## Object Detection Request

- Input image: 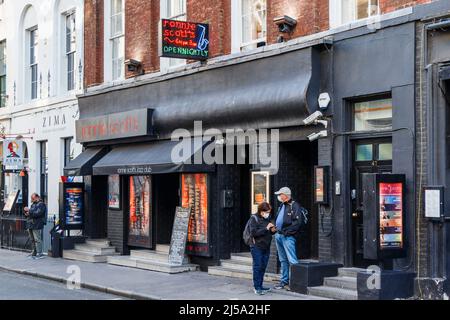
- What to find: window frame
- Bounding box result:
[65,10,76,92]
[110,0,125,81]
[160,0,187,72]
[39,140,48,204]
[330,0,380,28]
[29,27,38,100]
[240,0,267,51]
[351,95,393,133]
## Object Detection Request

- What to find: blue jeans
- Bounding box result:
[275,233,298,285]
[250,246,270,290]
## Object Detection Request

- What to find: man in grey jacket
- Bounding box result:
[24,193,47,259]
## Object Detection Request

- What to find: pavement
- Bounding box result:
[0,249,321,300]
[0,269,126,300]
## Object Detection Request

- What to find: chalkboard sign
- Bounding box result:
[168,206,191,266]
[3,190,20,213]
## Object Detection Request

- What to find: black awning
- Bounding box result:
[440,66,450,81]
[64,147,109,176]
[92,138,215,175]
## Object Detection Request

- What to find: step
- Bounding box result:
[130,250,189,264]
[85,239,111,247]
[156,245,170,254]
[108,256,198,274]
[74,244,117,255]
[220,260,253,272]
[230,254,253,263]
[63,250,111,263]
[338,267,366,278]
[208,266,279,283]
[323,276,358,290]
[307,286,358,300]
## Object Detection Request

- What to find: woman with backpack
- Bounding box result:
[247,202,277,295]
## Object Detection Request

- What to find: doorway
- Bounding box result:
[154,174,180,246]
[351,138,392,267]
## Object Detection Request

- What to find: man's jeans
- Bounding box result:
[250,246,270,290]
[275,233,298,285]
[28,229,43,256]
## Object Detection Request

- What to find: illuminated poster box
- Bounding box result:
[362,174,406,260]
[161,19,209,61]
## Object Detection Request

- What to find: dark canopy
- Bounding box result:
[64,147,109,176]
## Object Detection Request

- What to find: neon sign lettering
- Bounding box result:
[161,19,209,61]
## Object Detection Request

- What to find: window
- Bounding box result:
[355,141,392,162]
[110,0,124,80]
[29,28,38,100]
[63,137,74,166]
[240,0,266,51]
[353,98,392,131]
[40,141,48,204]
[0,40,6,108]
[65,12,76,91]
[331,0,379,27]
[160,0,186,71]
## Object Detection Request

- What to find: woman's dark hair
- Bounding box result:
[257,202,272,217]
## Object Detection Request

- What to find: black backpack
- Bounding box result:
[243,215,259,246]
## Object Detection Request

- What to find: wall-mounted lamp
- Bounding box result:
[125,59,144,75]
[274,15,297,43]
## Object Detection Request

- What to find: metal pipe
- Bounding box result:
[426,20,450,30]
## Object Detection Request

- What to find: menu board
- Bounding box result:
[251,171,270,214]
[108,175,121,209]
[168,207,191,266]
[379,182,403,250]
[3,190,20,213]
[182,174,209,256]
[64,185,84,228]
[128,176,152,248]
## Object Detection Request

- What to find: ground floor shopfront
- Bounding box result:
[66,1,450,298]
[0,99,81,252]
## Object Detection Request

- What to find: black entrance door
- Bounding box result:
[351,139,392,267]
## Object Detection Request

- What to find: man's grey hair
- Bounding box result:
[31,193,40,199]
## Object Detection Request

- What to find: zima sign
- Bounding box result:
[161,19,209,61]
[3,140,24,170]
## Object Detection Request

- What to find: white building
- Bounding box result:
[0,0,84,251]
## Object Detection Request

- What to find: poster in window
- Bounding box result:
[128,176,152,248]
[108,175,121,210]
[314,166,329,204]
[379,182,403,250]
[251,171,270,214]
[181,174,209,256]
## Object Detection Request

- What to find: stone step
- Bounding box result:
[323,276,358,290]
[156,245,170,254]
[85,239,111,247]
[208,266,279,283]
[230,254,253,263]
[107,256,198,274]
[74,244,117,255]
[130,250,189,264]
[307,286,358,300]
[63,250,115,263]
[220,260,253,272]
[338,267,366,278]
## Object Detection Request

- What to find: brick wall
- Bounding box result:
[267,0,329,44]
[380,0,432,13]
[187,0,231,57]
[84,0,104,88]
[125,0,160,78]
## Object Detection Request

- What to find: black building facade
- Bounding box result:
[66,0,450,298]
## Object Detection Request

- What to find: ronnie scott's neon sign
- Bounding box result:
[161,19,209,61]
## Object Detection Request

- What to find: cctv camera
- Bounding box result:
[303,111,324,125]
[273,15,297,33]
[307,130,328,142]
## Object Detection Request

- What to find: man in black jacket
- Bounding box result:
[273,187,306,290]
[24,193,47,259]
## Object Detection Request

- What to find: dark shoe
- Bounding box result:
[261,287,271,292]
[254,289,266,295]
[33,254,45,260]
